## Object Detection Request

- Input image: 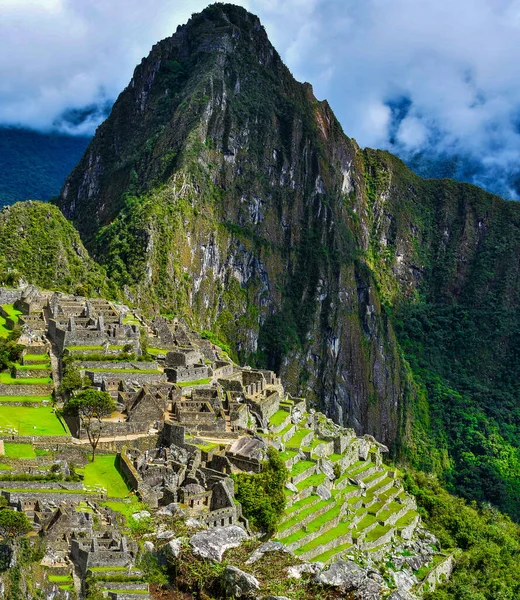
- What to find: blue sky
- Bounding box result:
[2,0,520,197]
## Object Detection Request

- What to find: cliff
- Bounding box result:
[47,4,520,518]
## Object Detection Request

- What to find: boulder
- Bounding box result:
[314,560,366,591]
[286,562,323,579]
[285,482,298,493]
[132,510,151,521]
[392,569,417,593]
[315,484,331,500]
[319,459,335,480]
[185,517,204,528]
[246,541,293,564]
[157,503,186,518]
[157,530,175,540]
[387,591,416,600]
[190,526,248,562]
[143,541,155,553]
[222,566,260,598]
[354,578,383,600]
[166,538,182,558]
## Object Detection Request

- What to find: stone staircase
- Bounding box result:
[270,399,420,564]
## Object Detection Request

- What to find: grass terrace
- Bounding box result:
[1,304,22,323]
[23,354,50,362]
[286,428,313,448]
[177,378,211,387]
[0,316,10,337]
[66,345,104,351]
[0,395,52,403]
[76,454,132,498]
[0,372,52,384]
[295,472,327,492]
[278,503,343,545]
[0,406,68,436]
[15,362,51,370]
[3,444,36,458]
[269,409,290,427]
[147,347,169,356]
[291,460,315,477]
[86,368,161,374]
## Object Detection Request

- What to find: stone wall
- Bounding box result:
[85,370,166,386]
[14,367,51,379]
[77,421,153,439]
[0,383,54,395]
[78,361,158,371]
[0,288,22,305]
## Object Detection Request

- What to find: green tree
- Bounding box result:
[0,509,32,540]
[232,447,288,536]
[62,390,115,461]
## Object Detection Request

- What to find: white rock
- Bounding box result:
[286,562,323,579]
[166,538,182,558]
[157,530,175,539]
[132,510,151,521]
[314,560,366,590]
[246,541,293,564]
[315,484,331,500]
[222,565,260,598]
[190,526,248,562]
[143,541,155,553]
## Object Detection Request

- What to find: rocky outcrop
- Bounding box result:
[189,525,248,562]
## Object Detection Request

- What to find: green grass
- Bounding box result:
[0,406,68,436]
[329,453,343,462]
[395,511,418,529]
[296,521,352,554]
[269,409,290,427]
[1,305,22,323]
[278,499,333,532]
[312,542,353,563]
[355,514,377,531]
[295,472,327,492]
[101,497,142,520]
[283,494,318,516]
[279,449,298,462]
[48,575,73,583]
[0,372,52,384]
[147,347,169,356]
[88,566,134,573]
[291,460,316,477]
[66,345,104,351]
[0,316,10,337]
[14,363,51,370]
[23,354,50,362]
[364,524,393,543]
[0,395,52,403]
[177,378,211,387]
[3,444,36,458]
[278,503,342,545]
[286,428,313,448]
[87,368,160,374]
[77,454,132,498]
[0,464,13,470]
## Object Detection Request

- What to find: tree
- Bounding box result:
[62,390,115,461]
[0,509,32,540]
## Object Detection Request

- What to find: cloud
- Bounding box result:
[2,0,520,198]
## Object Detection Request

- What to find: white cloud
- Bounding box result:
[2,0,520,196]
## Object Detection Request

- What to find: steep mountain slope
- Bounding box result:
[0,127,90,207]
[0,201,108,296]
[55,4,520,517]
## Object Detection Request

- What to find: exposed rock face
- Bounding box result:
[222,566,260,598]
[55,2,520,487]
[314,560,367,590]
[56,3,409,448]
[189,525,248,562]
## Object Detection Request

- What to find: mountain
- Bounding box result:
[0,200,107,296]
[45,3,519,520]
[0,127,90,207]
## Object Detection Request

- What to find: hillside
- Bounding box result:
[0,127,90,207]
[49,4,520,521]
[0,201,108,296]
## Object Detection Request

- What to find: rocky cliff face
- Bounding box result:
[57,4,410,447]
[55,4,520,515]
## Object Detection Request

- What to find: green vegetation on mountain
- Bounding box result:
[0,0,517,558]
[0,200,108,296]
[406,471,520,600]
